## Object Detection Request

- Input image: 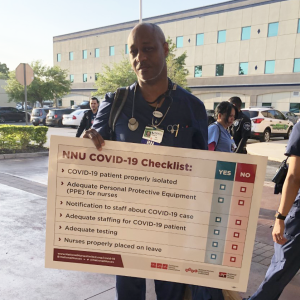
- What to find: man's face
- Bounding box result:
[90,99,99,112]
[128,25,168,83]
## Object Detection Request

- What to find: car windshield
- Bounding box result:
[71,110,85,115]
[32,109,42,116]
[242,110,258,118]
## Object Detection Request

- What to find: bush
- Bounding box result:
[0,125,48,150]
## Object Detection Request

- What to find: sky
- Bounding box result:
[1,0,228,71]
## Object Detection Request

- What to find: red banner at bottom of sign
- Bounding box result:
[53,248,124,267]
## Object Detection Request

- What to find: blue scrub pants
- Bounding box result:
[115,276,186,300]
[249,201,300,300]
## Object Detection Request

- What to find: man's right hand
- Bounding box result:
[83,128,105,151]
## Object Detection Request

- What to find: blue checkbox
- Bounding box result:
[211,254,217,259]
[214,229,220,235]
[215,217,222,223]
[212,242,218,247]
[218,197,224,203]
[220,184,226,190]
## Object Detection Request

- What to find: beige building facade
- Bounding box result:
[53,0,300,111]
[0,80,10,107]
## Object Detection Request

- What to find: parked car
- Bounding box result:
[30,108,49,126]
[242,107,293,142]
[76,101,90,109]
[0,107,31,123]
[16,103,32,111]
[62,109,89,128]
[282,111,299,125]
[46,108,75,127]
[206,109,216,125]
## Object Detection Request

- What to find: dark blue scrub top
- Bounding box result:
[285,121,300,203]
[92,83,208,150]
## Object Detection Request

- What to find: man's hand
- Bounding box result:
[83,129,105,151]
[272,219,287,245]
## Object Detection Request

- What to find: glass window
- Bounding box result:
[69,52,73,61]
[294,58,300,73]
[241,103,245,109]
[125,44,129,54]
[82,50,87,59]
[95,48,99,58]
[268,22,279,37]
[58,99,62,106]
[194,66,202,77]
[83,74,87,82]
[213,102,221,110]
[239,62,248,75]
[57,53,61,62]
[70,100,74,106]
[241,26,251,40]
[218,30,226,43]
[290,103,300,113]
[109,46,115,56]
[95,73,99,81]
[196,33,204,46]
[265,60,275,74]
[262,102,272,107]
[298,19,300,33]
[176,36,183,48]
[70,74,74,83]
[274,110,285,120]
[216,64,224,76]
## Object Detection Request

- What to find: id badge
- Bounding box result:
[141,126,164,145]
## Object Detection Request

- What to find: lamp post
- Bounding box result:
[139,0,142,23]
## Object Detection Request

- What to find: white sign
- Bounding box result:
[45,136,267,292]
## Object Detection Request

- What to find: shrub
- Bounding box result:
[0,125,48,150]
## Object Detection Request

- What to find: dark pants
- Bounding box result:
[190,286,224,300]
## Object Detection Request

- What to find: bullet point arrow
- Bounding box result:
[59,226,61,229]
[59,238,61,241]
[62,169,64,172]
[60,213,62,217]
[61,182,64,185]
[60,201,63,205]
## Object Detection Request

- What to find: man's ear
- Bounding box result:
[163,42,169,57]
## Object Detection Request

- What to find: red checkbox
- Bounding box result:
[157,263,162,269]
[234,232,240,238]
[151,263,156,268]
[240,187,247,193]
[238,200,245,206]
[235,220,242,225]
[230,257,236,262]
[232,244,238,250]
[163,264,168,269]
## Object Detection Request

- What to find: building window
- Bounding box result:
[109,46,115,56]
[69,52,73,61]
[95,48,100,58]
[57,53,61,62]
[298,19,300,33]
[290,103,300,113]
[196,33,204,46]
[216,64,224,76]
[70,74,74,83]
[294,58,300,73]
[262,103,272,107]
[217,30,226,43]
[241,26,251,40]
[239,62,248,75]
[265,60,275,74]
[70,100,75,106]
[58,99,62,106]
[125,44,129,54]
[214,102,221,110]
[83,50,87,59]
[268,22,279,37]
[194,66,202,77]
[83,73,87,82]
[95,73,99,81]
[176,36,183,48]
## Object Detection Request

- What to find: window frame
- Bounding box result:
[83,73,87,82]
[82,50,87,59]
[217,30,226,43]
[265,60,275,74]
[70,74,74,83]
[196,33,204,46]
[216,64,224,76]
[95,48,100,58]
[241,26,251,40]
[239,62,248,75]
[176,36,183,48]
[194,65,202,77]
[57,53,61,62]
[109,46,115,56]
[268,22,279,37]
[69,52,73,61]
[293,58,300,73]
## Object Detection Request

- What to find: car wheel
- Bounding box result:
[284,127,292,140]
[261,129,271,142]
[0,116,5,123]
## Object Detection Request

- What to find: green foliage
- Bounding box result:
[93,38,190,96]
[0,125,48,150]
[0,62,9,79]
[4,61,71,106]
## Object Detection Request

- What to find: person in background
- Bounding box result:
[208,101,236,152]
[76,97,99,137]
[228,97,251,154]
[244,121,300,300]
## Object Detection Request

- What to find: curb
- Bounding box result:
[0,152,49,160]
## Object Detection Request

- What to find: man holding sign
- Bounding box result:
[84,23,208,300]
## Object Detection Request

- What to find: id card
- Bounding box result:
[141,126,164,145]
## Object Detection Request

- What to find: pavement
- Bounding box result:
[1,133,299,300]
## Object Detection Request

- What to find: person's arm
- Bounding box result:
[235,118,251,153]
[76,111,88,137]
[272,155,300,244]
[208,142,216,151]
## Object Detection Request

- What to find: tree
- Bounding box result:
[4,61,71,106]
[0,62,9,79]
[93,38,189,97]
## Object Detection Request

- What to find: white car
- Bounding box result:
[62,109,88,128]
[242,107,293,142]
